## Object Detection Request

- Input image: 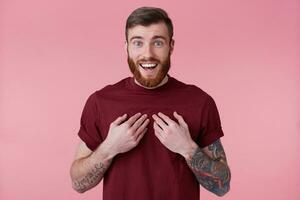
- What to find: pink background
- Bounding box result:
[1,0,299,199]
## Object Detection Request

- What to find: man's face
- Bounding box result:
[126,22,174,88]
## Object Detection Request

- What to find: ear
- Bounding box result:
[124,41,128,56]
[169,39,175,55]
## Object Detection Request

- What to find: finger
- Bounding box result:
[158,112,175,125]
[111,114,127,126]
[152,114,168,130]
[135,128,148,143]
[153,123,164,143]
[153,121,164,136]
[173,111,188,127]
[126,113,142,126]
[131,114,148,131]
[135,118,150,136]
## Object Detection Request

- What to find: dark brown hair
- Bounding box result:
[125,7,174,42]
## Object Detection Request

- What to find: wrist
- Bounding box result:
[181,141,198,161]
[97,140,117,160]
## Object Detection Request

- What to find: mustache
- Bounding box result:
[138,57,160,63]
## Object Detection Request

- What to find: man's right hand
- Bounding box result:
[102,113,149,157]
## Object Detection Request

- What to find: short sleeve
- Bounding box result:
[78,92,103,151]
[197,95,224,148]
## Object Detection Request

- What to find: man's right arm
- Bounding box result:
[70,113,149,193]
[70,140,115,193]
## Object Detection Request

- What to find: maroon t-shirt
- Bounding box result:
[78,75,224,200]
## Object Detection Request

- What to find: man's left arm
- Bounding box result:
[184,139,231,196]
[152,112,231,197]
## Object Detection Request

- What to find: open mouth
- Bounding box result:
[139,63,158,70]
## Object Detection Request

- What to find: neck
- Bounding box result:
[134,75,169,90]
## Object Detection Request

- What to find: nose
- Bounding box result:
[142,44,154,59]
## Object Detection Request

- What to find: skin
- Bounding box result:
[70,113,150,193]
[126,22,174,88]
[70,22,231,196]
[152,112,231,196]
[126,23,231,196]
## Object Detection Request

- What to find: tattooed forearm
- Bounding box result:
[207,139,227,162]
[72,161,109,193]
[186,140,231,196]
[70,142,115,193]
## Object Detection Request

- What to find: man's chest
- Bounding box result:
[96,94,203,142]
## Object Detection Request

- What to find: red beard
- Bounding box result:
[127,53,171,88]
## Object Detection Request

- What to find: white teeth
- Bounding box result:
[140,63,157,68]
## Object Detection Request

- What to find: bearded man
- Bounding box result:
[70,7,231,200]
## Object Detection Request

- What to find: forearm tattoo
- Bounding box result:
[187,140,231,196]
[207,139,227,162]
[73,161,108,193]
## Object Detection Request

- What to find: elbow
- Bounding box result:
[214,182,230,197]
[215,166,231,196]
[73,187,86,194]
[70,167,87,194]
[215,186,230,197]
[72,185,83,193]
[72,183,87,194]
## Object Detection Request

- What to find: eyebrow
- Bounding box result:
[129,36,143,42]
[152,35,167,41]
[129,35,168,42]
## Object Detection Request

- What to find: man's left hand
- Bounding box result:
[152,111,198,159]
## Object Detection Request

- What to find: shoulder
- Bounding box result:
[171,76,212,102]
[93,77,130,97]
[81,77,130,107]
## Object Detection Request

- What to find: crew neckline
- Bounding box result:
[127,74,174,93]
